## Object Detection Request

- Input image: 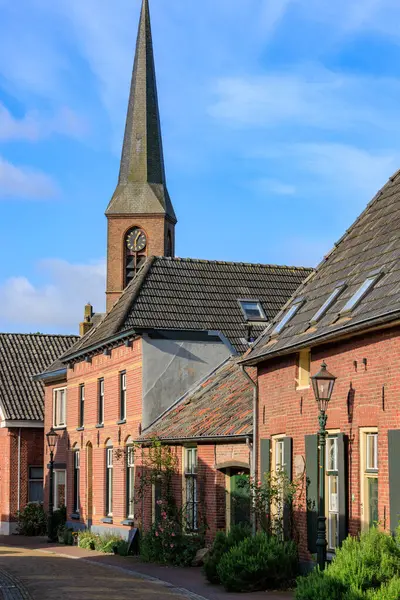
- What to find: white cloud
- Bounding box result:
[209,67,400,132]
[0,259,106,332]
[0,103,86,142]
[0,157,58,200]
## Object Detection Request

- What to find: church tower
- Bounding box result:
[105,0,177,312]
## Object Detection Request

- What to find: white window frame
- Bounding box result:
[272,300,302,336]
[185,447,198,531]
[366,433,378,472]
[239,299,267,322]
[54,469,66,510]
[326,434,339,551]
[98,378,104,425]
[79,384,85,428]
[53,388,66,428]
[120,372,127,421]
[106,446,113,516]
[309,284,346,325]
[73,450,80,514]
[360,428,379,530]
[28,466,44,503]
[127,446,135,519]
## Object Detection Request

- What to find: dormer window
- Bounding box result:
[310,284,346,325]
[271,299,303,336]
[239,300,267,322]
[340,272,382,315]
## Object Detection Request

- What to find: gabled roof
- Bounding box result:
[245,170,400,364]
[61,256,312,360]
[0,333,79,421]
[140,358,253,441]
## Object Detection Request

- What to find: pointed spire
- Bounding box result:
[106,0,176,222]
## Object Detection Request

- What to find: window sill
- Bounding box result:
[53,426,66,431]
[76,426,84,432]
[70,513,80,520]
[95,423,104,429]
[116,419,126,425]
[296,385,310,391]
[101,517,113,524]
[121,519,135,526]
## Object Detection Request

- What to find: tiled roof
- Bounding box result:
[0,333,79,421]
[140,358,253,440]
[62,257,312,359]
[245,170,400,363]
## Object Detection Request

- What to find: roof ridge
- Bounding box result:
[0,332,79,338]
[154,256,313,271]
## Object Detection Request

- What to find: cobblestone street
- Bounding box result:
[0,545,193,600]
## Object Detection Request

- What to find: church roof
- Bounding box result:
[60,256,312,361]
[106,0,176,222]
[0,333,79,422]
[244,169,400,364]
[140,357,253,441]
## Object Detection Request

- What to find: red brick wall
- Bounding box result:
[106,215,175,311]
[257,324,400,560]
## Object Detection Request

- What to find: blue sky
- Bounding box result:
[1,0,400,334]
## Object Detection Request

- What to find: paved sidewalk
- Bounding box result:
[0,536,294,600]
[0,544,192,600]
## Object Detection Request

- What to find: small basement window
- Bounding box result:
[340,273,381,314]
[271,299,303,336]
[310,284,346,325]
[239,300,267,321]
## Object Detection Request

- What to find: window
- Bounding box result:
[53,388,66,428]
[341,274,381,314]
[297,349,311,388]
[127,446,135,519]
[310,285,346,324]
[326,436,339,550]
[361,430,378,529]
[98,378,104,425]
[54,470,66,510]
[272,438,285,536]
[79,384,85,428]
[106,444,113,516]
[185,447,198,531]
[239,300,267,321]
[272,300,302,336]
[28,467,43,503]
[119,372,127,421]
[73,451,80,514]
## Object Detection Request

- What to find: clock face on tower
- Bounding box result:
[126,228,147,253]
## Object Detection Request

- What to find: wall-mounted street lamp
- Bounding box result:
[311,361,336,571]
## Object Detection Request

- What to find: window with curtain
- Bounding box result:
[106,444,113,516]
[127,446,135,519]
[73,450,80,514]
[185,447,198,531]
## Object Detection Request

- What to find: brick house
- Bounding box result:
[0,333,78,534]
[243,169,400,564]
[37,0,311,542]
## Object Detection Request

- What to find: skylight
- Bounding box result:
[239,300,267,321]
[271,300,302,336]
[340,274,381,314]
[310,285,346,325]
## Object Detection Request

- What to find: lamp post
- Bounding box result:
[311,361,336,571]
[46,427,59,542]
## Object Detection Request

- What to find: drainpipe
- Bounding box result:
[241,366,257,536]
[17,428,21,512]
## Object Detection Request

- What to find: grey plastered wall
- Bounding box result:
[142,335,231,429]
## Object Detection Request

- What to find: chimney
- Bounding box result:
[79,303,94,337]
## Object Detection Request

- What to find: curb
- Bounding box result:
[36,548,208,600]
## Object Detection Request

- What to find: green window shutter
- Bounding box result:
[337,433,348,546]
[260,438,271,484]
[283,437,293,540]
[388,430,400,534]
[305,434,318,554]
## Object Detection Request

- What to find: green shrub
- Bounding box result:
[140,521,203,566]
[367,578,400,600]
[203,524,251,584]
[95,532,125,553]
[78,530,99,550]
[52,505,67,533]
[217,532,298,592]
[114,540,130,556]
[16,503,47,536]
[295,528,400,600]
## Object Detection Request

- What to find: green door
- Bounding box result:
[230,472,250,527]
